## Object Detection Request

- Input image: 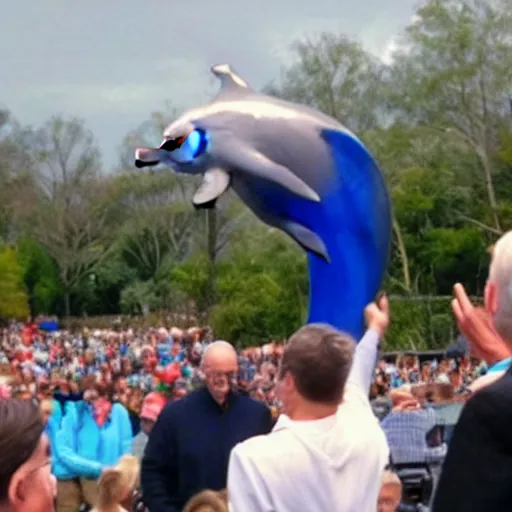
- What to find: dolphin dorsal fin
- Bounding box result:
[211,64,252,98]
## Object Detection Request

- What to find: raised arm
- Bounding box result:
[347,294,390,394]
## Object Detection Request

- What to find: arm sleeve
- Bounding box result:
[116,404,134,455]
[432,390,506,510]
[228,445,272,512]
[140,407,180,512]
[347,329,380,393]
[53,408,103,478]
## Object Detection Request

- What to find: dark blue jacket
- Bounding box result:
[141,386,273,512]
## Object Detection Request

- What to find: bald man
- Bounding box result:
[433,231,512,512]
[141,341,273,512]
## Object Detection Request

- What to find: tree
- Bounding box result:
[17,237,61,316]
[0,111,34,243]
[267,32,386,133]
[192,194,251,312]
[115,171,199,280]
[16,116,117,316]
[0,246,29,319]
[209,227,308,345]
[390,0,512,232]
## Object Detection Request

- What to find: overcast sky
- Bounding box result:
[1,0,417,168]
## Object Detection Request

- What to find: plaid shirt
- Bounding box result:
[381,407,447,464]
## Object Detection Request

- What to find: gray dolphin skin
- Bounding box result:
[134,64,359,261]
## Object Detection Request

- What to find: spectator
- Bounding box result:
[92,455,139,512]
[227,297,390,512]
[183,490,227,512]
[0,399,57,512]
[381,388,446,465]
[378,470,402,512]
[433,231,512,512]
[141,341,273,512]
[132,392,167,461]
[54,383,132,512]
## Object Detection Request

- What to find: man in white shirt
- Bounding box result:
[227,297,390,512]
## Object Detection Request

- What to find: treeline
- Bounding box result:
[1,0,511,349]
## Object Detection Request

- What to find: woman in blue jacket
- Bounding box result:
[54,384,133,512]
[42,399,80,495]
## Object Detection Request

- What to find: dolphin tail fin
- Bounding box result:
[280,220,330,263]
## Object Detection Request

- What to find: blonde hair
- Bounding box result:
[93,455,139,512]
[183,489,228,512]
[381,470,402,489]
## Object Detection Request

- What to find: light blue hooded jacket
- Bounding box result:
[53,400,133,479]
[47,400,77,480]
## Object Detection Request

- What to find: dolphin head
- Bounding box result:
[134,64,322,210]
[134,119,210,175]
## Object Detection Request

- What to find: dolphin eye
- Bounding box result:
[171,129,208,163]
[185,129,208,158]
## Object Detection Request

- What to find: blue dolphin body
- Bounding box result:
[135,64,391,341]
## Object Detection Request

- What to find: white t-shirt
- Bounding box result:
[228,330,389,512]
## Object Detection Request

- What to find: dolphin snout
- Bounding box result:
[135,148,161,168]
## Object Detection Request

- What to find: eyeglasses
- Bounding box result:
[207,371,237,381]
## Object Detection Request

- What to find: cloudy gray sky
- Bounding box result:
[1,0,417,168]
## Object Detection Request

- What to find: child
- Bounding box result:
[92,455,139,512]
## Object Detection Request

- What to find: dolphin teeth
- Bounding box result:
[192,167,231,207]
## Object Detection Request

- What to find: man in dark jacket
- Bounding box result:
[141,340,273,512]
[433,232,512,512]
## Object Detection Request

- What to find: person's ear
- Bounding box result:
[485,280,498,315]
[283,372,295,394]
[8,469,26,507]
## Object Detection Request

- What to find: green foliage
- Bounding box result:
[0,246,29,319]
[17,237,61,315]
[120,280,157,315]
[171,254,211,316]
[210,231,308,346]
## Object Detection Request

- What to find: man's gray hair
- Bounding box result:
[489,231,512,342]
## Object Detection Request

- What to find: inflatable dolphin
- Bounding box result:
[135,64,391,340]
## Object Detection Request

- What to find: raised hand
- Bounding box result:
[451,283,511,363]
[364,293,390,337]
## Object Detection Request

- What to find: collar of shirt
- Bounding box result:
[273,412,337,433]
[202,386,239,412]
[488,357,512,373]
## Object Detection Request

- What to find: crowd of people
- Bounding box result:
[1,232,512,511]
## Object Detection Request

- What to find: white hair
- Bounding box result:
[489,231,512,341]
[381,470,402,489]
[200,340,236,368]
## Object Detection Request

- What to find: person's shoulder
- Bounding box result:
[159,389,201,416]
[112,402,129,415]
[233,428,293,464]
[236,394,270,413]
[470,370,512,404]
[462,372,512,421]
